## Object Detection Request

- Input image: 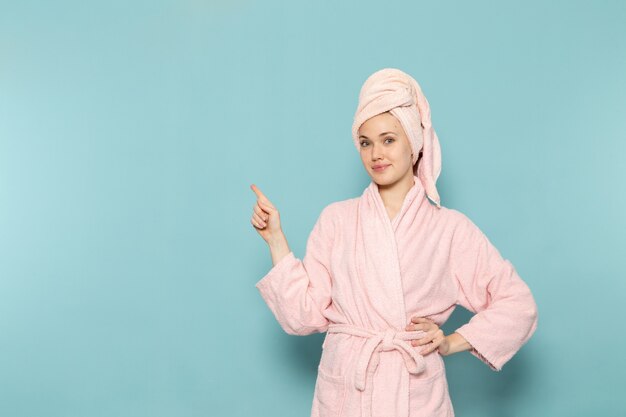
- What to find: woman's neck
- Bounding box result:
[377,174,415,217]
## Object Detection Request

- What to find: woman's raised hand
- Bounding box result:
[250,184,283,244]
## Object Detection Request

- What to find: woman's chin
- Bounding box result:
[368,167,414,187]
[370,173,397,186]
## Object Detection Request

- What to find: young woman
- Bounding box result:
[250,68,538,417]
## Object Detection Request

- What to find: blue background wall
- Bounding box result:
[1,1,624,416]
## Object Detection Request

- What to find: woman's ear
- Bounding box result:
[414,151,423,171]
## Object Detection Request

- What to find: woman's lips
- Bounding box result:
[373,164,390,172]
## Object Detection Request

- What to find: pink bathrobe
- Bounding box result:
[255,175,538,417]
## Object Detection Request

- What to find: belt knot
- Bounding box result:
[326,323,427,392]
[381,328,397,351]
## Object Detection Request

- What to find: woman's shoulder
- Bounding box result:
[325,196,359,211]
[436,205,497,251]
[317,197,359,223]
[436,205,470,224]
[432,205,485,239]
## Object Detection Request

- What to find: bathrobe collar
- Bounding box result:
[364,174,429,233]
[355,175,431,330]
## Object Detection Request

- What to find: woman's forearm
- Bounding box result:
[443,332,473,356]
[268,232,291,266]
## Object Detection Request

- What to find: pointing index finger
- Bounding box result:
[250,184,275,207]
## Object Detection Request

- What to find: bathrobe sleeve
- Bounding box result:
[255,205,334,336]
[450,211,538,371]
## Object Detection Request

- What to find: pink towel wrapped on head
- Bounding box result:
[352,68,442,208]
[256,68,538,417]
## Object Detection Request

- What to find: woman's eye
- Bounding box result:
[385,137,395,144]
[360,141,369,147]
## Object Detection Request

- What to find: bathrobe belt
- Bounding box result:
[327,323,427,392]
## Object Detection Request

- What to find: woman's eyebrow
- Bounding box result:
[359,131,397,139]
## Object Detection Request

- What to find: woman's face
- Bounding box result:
[358,112,414,186]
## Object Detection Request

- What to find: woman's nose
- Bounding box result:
[371,144,383,160]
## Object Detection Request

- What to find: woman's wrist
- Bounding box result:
[268,233,290,266]
[442,332,472,356]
